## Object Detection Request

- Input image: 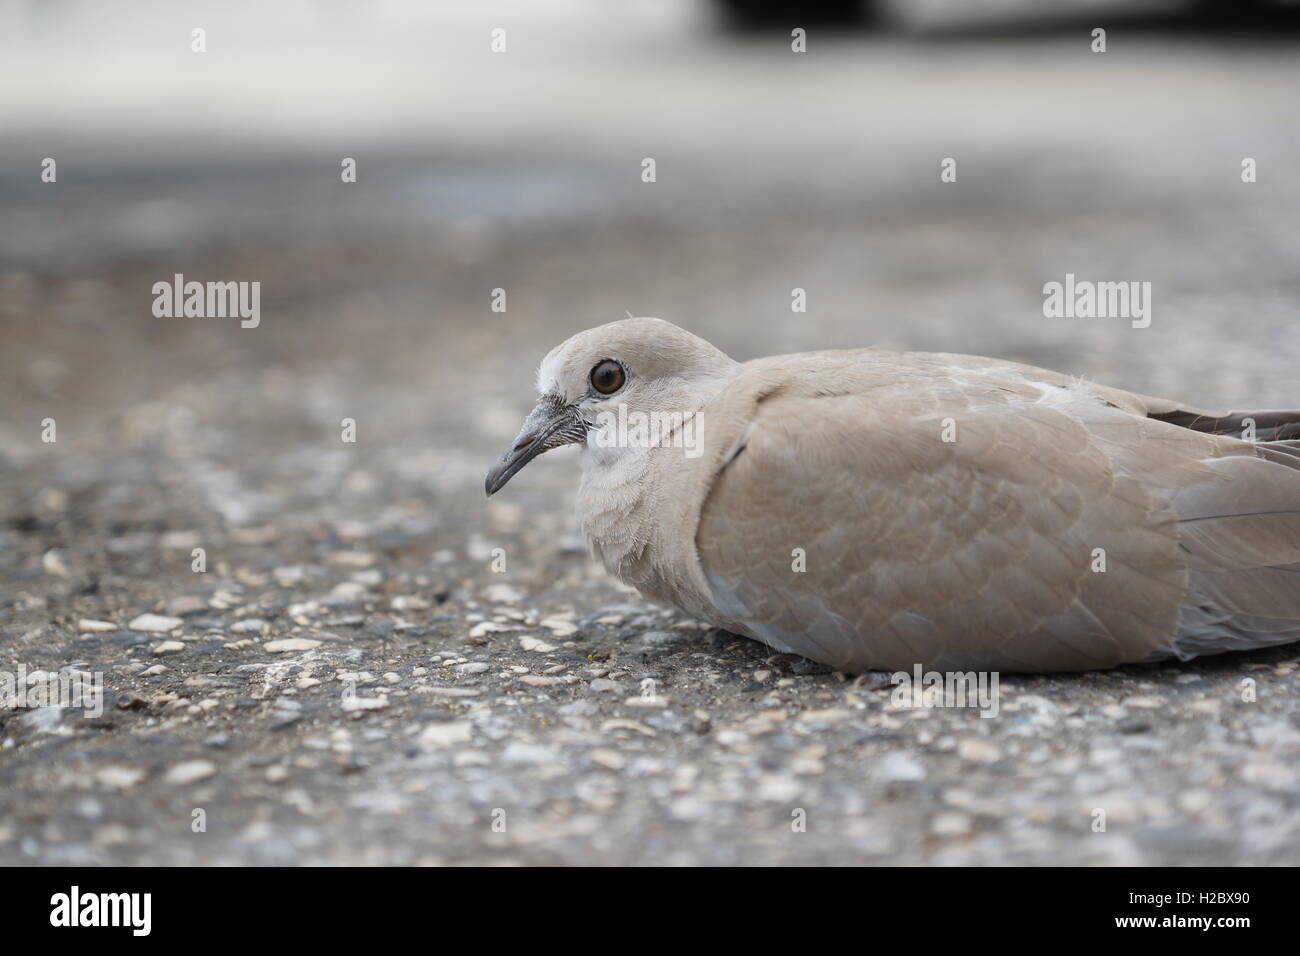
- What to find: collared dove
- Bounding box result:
[486,317,1300,672]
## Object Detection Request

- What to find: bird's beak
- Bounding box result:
[485,398,587,496]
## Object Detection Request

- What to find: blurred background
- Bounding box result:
[2,0,1299,865]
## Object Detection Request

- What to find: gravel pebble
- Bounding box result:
[265,638,323,653]
[164,761,217,785]
[128,614,183,633]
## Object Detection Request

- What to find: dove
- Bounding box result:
[485,317,1300,673]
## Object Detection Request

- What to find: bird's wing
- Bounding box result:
[691,352,1291,672]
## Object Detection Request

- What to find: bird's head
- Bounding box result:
[485,317,739,495]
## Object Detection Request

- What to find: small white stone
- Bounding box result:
[421,686,482,698]
[602,719,657,737]
[331,581,368,601]
[519,675,564,687]
[1124,695,1163,709]
[876,752,927,783]
[342,696,388,712]
[588,749,625,771]
[97,766,146,789]
[417,722,472,747]
[19,707,68,733]
[757,774,803,802]
[957,738,1001,764]
[129,614,183,633]
[272,565,305,587]
[158,530,201,550]
[519,636,556,652]
[502,742,559,765]
[264,638,322,653]
[482,583,525,603]
[1241,760,1297,790]
[623,695,671,708]
[78,619,117,633]
[152,641,185,655]
[164,760,217,785]
[930,812,972,836]
[43,549,70,577]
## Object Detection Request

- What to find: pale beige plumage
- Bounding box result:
[486,317,1300,672]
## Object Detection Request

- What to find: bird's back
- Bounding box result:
[668,349,1300,672]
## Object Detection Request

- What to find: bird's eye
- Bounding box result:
[590,359,625,395]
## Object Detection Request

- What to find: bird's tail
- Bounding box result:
[1163,432,1300,660]
[1151,407,1300,442]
